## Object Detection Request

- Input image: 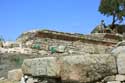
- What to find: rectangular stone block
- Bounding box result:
[107,81,121,83]
[22,57,60,77]
[8,69,23,81]
[116,75,125,81]
[31,58,47,76]
[60,54,117,83]
[31,57,60,77]
[22,59,32,75]
[117,53,125,75]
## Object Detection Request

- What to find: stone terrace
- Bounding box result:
[17,29,121,46]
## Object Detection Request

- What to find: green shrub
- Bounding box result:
[50,47,56,54]
[44,39,48,42]
[32,44,41,49]
[11,56,23,67]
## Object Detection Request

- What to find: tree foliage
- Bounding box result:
[99,0,125,26]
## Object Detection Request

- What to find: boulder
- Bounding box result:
[31,57,60,77]
[39,50,48,55]
[107,81,121,83]
[102,75,116,82]
[26,77,38,83]
[59,54,117,83]
[115,75,125,81]
[115,41,125,47]
[111,41,125,55]
[111,46,125,55]
[117,53,125,75]
[22,59,32,75]
[0,48,8,53]
[8,69,23,81]
[25,40,34,48]
[49,45,66,53]
[22,57,60,77]
[0,77,5,81]
[22,54,117,83]
[56,45,66,53]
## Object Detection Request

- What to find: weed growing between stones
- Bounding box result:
[11,55,24,67]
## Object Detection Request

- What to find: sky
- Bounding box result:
[0,0,124,41]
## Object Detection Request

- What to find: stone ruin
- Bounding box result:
[0,29,125,83]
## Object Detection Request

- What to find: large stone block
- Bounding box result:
[22,57,60,77]
[22,59,32,75]
[115,75,125,81]
[59,54,117,83]
[31,57,60,77]
[8,69,23,81]
[56,45,66,53]
[111,46,125,55]
[107,81,121,83]
[22,54,117,83]
[117,53,125,75]
[103,75,116,82]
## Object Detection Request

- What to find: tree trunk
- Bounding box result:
[111,15,116,30]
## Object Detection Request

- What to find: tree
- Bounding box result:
[99,0,125,28]
[0,35,4,42]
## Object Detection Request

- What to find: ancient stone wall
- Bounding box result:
[17,30,121,46]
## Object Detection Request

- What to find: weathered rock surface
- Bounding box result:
[26,76,37,83]
[115,41,125,47]
[22,59,32,75]
[8,69,23,81]
[115,75,125,81]
[59,54,117,83]
[117,53,125,75]
[107,81,121,83]
[1,29,125,83]
[22,54,117,83]
[38,50,48,55]
[22,57,60,77]
[17,29,118,46]
[56,45,66,53]
[31,57,60,77]
[111,46,125,55]
[102,75,116,82]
